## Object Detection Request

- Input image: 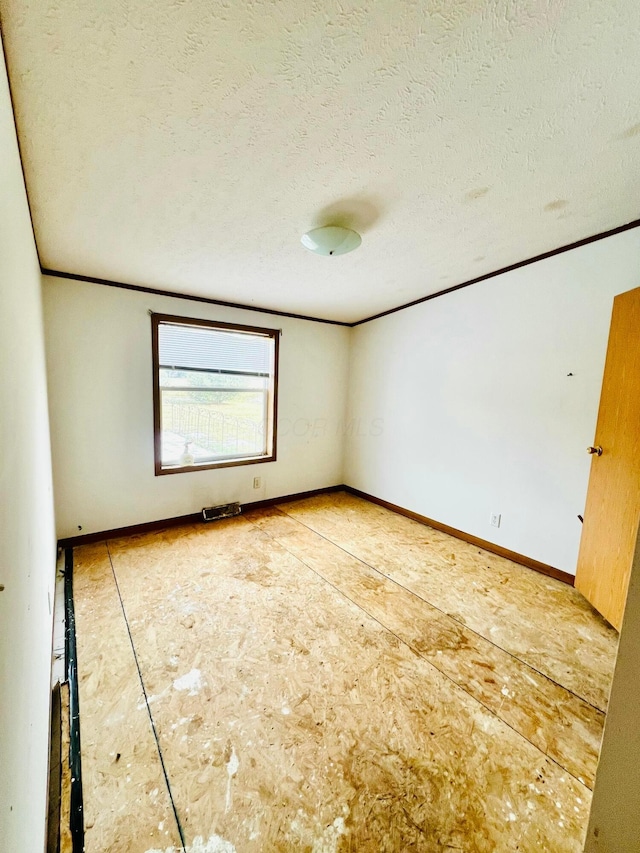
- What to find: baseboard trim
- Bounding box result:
[242,485,344,512]
[343,486,575,586]
[57,485,344,548]
[57,512,202,548]
[57,484,576,586]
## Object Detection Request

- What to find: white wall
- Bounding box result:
[345,229,640,574]
[585,521,640,852]
[45,228,640,568]
[0,50,56,853]
[43,277,350,539]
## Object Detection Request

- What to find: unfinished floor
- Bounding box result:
[72,491,619,852]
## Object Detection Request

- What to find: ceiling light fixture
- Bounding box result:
[301,225,361,256]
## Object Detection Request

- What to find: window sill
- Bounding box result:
[155,453,276,476]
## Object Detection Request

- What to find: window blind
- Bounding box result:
[158,323,273,375]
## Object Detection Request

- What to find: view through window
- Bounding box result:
[152,314,279,473]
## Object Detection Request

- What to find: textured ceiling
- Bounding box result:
[1,0,640,323]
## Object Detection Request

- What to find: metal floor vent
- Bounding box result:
[202,502,241,522]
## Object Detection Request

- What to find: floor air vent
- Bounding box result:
[202,502,241,522]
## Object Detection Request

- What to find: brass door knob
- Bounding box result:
[587,445,603,456]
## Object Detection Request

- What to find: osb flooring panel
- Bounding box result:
[247,507,604,789]
[60,681,72,853]
[102,516,594,853]
[279,492,618,712]
[74,543,182,852]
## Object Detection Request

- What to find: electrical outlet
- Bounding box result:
[253,477,261,489]
[490,512,501,528]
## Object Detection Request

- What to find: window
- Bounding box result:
[152,313,279,474]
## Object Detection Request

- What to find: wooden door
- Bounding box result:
[576,285,640,630]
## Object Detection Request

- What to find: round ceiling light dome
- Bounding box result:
[301,225,361,256]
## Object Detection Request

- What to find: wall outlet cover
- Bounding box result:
[490,513,501,528]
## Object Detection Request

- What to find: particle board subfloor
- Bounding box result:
[73,492,619,852]
[60,681,73,853]
[74,544,182,851]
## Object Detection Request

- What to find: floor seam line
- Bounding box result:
[244,515,593,793]
[272,504,606,716]
[105,541,188,851]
